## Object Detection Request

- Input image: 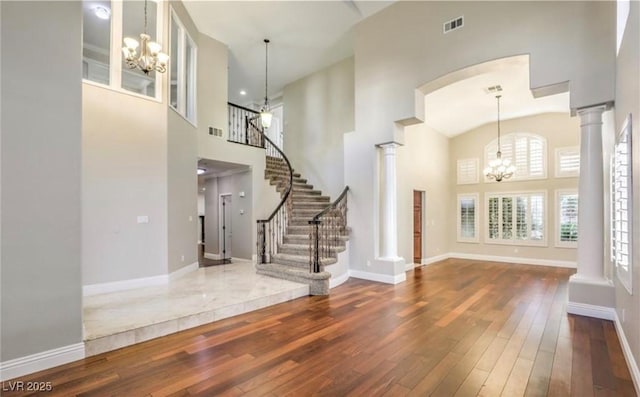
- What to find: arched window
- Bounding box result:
[485,132,547,181]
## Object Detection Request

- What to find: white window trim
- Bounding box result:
[484,190,548,247]
[82,0,164,102]
[457,158,479,185]
[457,193,480,243]
[555,146,580,178]
[169,7,198,126]
[484,132,548,183]
[555,189,578,248]
[612,114,633,294]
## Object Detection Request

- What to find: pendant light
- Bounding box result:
[260,39,273,129]
[483,95,516,182]
[122,0,169,74]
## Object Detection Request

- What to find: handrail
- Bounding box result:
[312,186,350,221]
[227,102,259,114]
[254,115,294,264]
[253,117,294,221]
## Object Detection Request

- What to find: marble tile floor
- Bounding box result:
[83,259,309,356]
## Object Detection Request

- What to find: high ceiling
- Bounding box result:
[183,1,394,105]
[424,60,570,137]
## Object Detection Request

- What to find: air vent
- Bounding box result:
[209,127,223,137]
[485,85,503,94]
[443,16,464,33]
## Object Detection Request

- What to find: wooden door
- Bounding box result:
[413,191,422,264]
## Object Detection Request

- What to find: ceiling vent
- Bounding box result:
[443,16,464,33]
[485,85,503,94]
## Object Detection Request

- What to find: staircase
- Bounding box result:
[255,156,348,295]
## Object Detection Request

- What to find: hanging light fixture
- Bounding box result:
[260,39,273,129]
[122,0,169,75]
[483,95,516,182]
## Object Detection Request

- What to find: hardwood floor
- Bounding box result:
[3,259,636,396]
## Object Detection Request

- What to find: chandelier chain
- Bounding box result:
[496,94,502,154]
[143,0,148,35]
[264,39,269,106]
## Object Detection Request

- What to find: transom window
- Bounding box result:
[485,133,547,181]
[486,192,546,245]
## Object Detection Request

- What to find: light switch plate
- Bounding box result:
[137,216,149,224]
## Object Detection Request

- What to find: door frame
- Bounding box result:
[218,193,232,260]
[413,190,427,266]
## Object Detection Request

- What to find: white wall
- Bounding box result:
[1,1,83,362]
[218,171,253,260]
[449,113,580,264]
[613,0,640,382]
[283,57,354,198]
[347,1,615,278]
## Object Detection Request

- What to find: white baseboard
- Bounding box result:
[566,302,616,321]
[448,252,576,268]
[613,312,640,395]
[83,274,168,296]
[0,343,85,381]
[252,254,258,263]
[421,253,451,266]
[349,269,406,285]
[204,252,221,260]
[330,271,350,289]
[169,261,199,282]
[405,263,417,271]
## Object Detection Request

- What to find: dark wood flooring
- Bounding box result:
[3,259,637,396]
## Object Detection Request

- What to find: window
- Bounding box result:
[486,192,546,245]
[485,133,547,181]
[457,158,479,184]
[170,9,197,124]
[556,190,578,248]
[82,1,112,85]
[612,114,632,293]
[555,147,580,178]
[81,0,164,101]
[457,194,479,242]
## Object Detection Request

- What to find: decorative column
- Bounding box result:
[380,142,401,259]
[567,105,614,318]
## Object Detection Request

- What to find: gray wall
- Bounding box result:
[613,0,640,379]
[167,1,199,273]
[204,171,253,260]
[1,1,83,360]
[283,57,354,198]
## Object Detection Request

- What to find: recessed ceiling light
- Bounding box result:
[197,168,206,175]
[94,5,111,20]
[239,90,247,96]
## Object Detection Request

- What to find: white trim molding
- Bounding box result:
[613,312,640,395]
[169,261,199,282]
[0,343,85,381]
[204,252,221,260]
[349,269,406,285]
[566,302,615,320]
[448,252,576,268]
[83,274,168,296]
[421,254,451,266]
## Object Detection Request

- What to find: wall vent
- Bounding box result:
[209,127,223,137]
[443,16,464,33]
[484,85,503,94]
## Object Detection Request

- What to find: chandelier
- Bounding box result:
[122,0,169,75]
[483,95,515,182]
[260,39,273,129]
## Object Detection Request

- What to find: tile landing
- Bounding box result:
[83,259,309,356]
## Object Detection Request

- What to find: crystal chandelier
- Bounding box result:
[483,95,516,182]
[260,39,273,129]
[122,0,169,75]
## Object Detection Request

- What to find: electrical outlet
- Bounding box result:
[181,255,185,262]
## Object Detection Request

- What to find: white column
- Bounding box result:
[567,104,614,318]
[379,142,401,259]
[576,105,606,280]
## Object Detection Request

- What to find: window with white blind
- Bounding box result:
[556,190,578,248]
[555,147,580,178]
[485,133,547,181]
[486,192,546,245]
[611,115,632,293]
[457,158,479,185]
[457,194,479,242]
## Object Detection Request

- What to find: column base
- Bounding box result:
[567,274,615,320]
[351,257,406,284]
